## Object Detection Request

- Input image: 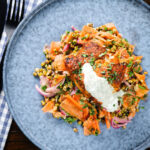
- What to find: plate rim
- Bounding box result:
[3,0,56,149]
[3,0,150,149]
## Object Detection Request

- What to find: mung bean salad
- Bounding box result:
[33,23,149,136]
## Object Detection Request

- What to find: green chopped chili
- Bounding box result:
[127,60,133,67]
[138,85,146,90]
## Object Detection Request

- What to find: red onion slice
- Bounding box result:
[36,77,65,98]
[59,107,67,116]
[35,85,56,97]
[71,26,77,31]
[70,86,78,96]
[63,44,69,52]
[111,116,132,129]
[113,117,131,124]
[40,76,51,87]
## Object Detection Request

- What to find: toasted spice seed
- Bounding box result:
[87,23,93,27]
[43,70,47,76]
[35,68,40,72]
[33,72,37,76]
[41,62,45,67]
[38,72,43,76]
[73,128,78,132]
[78,121,82,125]
[41,100,45,106]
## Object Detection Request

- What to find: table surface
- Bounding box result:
[5,121,39,150]
[3,0,150,149]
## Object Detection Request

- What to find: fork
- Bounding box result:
[0,0,25,91]
[7,0,25,26]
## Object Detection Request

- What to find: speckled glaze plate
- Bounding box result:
[3,0,150,149]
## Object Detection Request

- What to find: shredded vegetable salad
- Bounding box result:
[33,23,149,136]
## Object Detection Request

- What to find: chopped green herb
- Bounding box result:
[107,64,112,71]
[71,40,77,45]
[118,97,123,105]
[78,62,82,67]
[113,71,118,80]
[127,60,133,67]
[81,34,89,40]
[101,71,106,75]
[99,51,107,58]
[127,50,132,56]
[125,38,128,42]
[95,130,99,136]
[82,104,88,109]
[78,68,82,74]
[107,45,113,49]
[80,99,84,105]
[108,77,113,84]
[81,36,86,40]
[76,89,81,95]
[90,109,95,116]
[41,85,47,91]
[134,66,141,73]
[112,41,116,44]
[72,69,78,74]
[126,93,132,96]
[82,54,88,57]
[128,71,134,77]
[89,57,95,66]
[93,65,96,70]
[79,74,82,79]
[107,30,113,34]
[119,42,124,47]
[98,63,101,68]
[143,94,148,98]
[139,106,145,109]
[113,104,115,107]
[131,97,137,105]
[66,31,70,34]
[64,117,76,124]
[104,27,108,31]
[138,85,146,90]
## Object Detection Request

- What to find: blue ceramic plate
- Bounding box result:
[3,0,150,149]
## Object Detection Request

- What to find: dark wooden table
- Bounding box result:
[4,120,39,150]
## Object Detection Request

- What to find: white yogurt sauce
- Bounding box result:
[82,63,124,112]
